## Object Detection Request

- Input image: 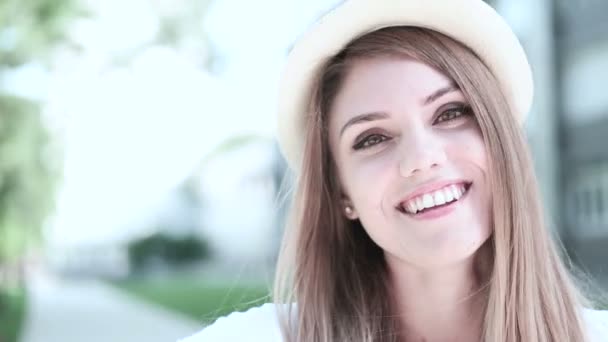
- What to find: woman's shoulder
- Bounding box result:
[582,308,608,341]
[177,303,284,342]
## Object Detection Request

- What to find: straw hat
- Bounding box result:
[276,0,533,171]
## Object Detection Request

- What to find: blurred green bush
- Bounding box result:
[127,232,210,271]
[0,289,25,342]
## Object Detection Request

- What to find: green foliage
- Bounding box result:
[0,288,26,342]
[0,95,57,261]
[127,232,210,271]
[0,0,79,264]
[0,0,80,67]
[113,277,269,323]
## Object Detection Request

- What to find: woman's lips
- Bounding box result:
[397,182,472,220]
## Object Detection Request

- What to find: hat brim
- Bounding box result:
[277,0,533,171]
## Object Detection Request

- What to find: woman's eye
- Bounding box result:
[353,133,389,150]
[435,105,473,124]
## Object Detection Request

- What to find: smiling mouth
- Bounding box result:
[396,182,472,216]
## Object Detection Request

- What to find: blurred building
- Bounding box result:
[554,0,608,283]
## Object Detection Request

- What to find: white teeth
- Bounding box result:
[443,188,454,202]
[422,194,434,208]
[415,197,424,211]
[433,191,446,205]
[451,184,462,200]
[401,183,469,214]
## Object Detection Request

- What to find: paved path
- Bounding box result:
[20,269,203,342]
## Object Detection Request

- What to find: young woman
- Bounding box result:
[181,0,608,341]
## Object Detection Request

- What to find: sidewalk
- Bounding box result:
[20,269,203,342]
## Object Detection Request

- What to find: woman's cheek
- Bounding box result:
[350,155,395,199]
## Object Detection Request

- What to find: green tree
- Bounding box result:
[0,0,80,66]
[0,0,79,270]
[0,95,56,261]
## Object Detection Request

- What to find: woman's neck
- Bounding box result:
[386,245,491,341]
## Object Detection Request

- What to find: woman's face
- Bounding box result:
[328,57,492,269]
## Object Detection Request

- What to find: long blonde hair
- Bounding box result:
[273,27,590,341]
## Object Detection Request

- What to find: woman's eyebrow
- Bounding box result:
[338,83,458,138]
[423,83,458,106]
[340,111,389,137]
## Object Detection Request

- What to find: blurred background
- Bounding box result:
[0,0,606,341]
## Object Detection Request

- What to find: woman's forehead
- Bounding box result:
[330,58,458,118]
[343,58,452,94]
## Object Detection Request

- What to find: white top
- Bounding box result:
[179,303,608,342]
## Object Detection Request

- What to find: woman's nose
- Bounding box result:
[398,130,447,178]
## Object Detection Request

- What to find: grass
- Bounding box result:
[0,289,26,342]
[113,276,271,323]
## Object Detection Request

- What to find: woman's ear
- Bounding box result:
[341,197,359,220]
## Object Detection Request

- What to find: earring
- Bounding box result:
[345,206,353,216]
